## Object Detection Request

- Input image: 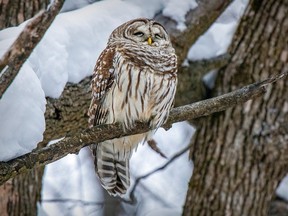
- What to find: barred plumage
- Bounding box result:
[88,18,177,196]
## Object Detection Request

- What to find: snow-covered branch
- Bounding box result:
[0,0,64,99]
[156,0,232,63]
[1,70,287,186]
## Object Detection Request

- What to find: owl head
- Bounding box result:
[109,18,172,47]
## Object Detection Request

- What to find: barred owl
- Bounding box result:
[88,18,177,196]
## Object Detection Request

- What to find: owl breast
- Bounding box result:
[103,51,177,130]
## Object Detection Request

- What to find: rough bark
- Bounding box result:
[0,172,43,216]
[0,0,50,29]
[269,198,288,216]
[183,0,288,215]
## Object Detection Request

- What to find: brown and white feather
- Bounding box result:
[88,18,177,196]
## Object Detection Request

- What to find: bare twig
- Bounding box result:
[0,0,65,99]
[41,198,103,206]
[147,139,167,159]
[124,142,193,204]
[0,70,287,185]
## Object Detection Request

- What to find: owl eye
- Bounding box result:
[155,34,162,39]
[133,32,144,37]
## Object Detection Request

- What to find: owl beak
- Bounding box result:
[147,37,153,45]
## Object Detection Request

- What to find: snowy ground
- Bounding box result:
[2,0,287,215]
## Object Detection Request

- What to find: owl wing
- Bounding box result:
[88,46,115,127]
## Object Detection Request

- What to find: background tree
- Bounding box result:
[183,0,288,215]
[0,0,50,29]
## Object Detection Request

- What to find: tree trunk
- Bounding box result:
[0,0,50,29]
[0,1,50,215]
[183,0,288,215]
[0,171,43,216]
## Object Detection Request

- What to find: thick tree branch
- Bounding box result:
[175,53,231,106]
[1,70,287,185]
[186,54,231,75]
[155,0,232,64]
[0,0,64,99]
[43,0,233,145]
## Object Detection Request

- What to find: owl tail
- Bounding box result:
[94,143,131,196]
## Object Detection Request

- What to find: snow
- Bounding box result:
[124,0,164,18]
[0,0,144,161]
[0,0,201,162]
[162,0,198,31]
[40,147,104,215]
[30,0,144,98]
[276,175,288,201]
[39,122,194,216]
[0,31,46,160]
[0,62,46,161]
[188,0,248,89]
[128,122,194,215]
[61,0,99,12]
[188,0,248,60]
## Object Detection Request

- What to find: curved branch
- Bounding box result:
[1,70,287,185]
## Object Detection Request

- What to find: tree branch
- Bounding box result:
[186,53,231,75]
[124,141,194,204]
[175,53,231,106]
[43,0,233,145]
[156,0,232,64]
[41,198,103,206]
[0,0,64,99]
[1,70,287,185]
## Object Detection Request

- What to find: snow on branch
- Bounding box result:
[0,0,64,99]
[1,70,287,186]
[156,0,232,63]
